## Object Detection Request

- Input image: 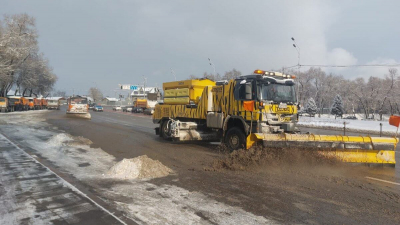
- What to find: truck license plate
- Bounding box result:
[279,103,287,109]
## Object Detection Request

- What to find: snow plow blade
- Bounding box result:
[66,112,91,119]
[247,133,397,165]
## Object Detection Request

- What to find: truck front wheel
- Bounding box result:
[225,127,246,151]
[160,120,172,140]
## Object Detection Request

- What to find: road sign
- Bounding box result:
[121,85,130,90]
[130,85,138,90]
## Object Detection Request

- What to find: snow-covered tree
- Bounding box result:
[331,94,344,118]
[305,97,317,117]
[0,14,56,97]
[88,87,103,102]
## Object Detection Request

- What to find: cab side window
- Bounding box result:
[234,81,253,100]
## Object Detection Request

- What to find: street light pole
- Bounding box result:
[171,68,177,81]
[291,37,301,68]
[208,58,216,76]
[291,37,301,105]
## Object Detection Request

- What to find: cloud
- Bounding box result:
[0,0,398,96]
[327,48,358,66]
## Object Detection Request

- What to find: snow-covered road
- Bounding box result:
[0,111,274,224]
[0,133,122,224]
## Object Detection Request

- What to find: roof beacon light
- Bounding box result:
[254,69,265,74]
[254,69,296,79]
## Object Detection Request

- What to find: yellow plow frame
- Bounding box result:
[247,133,397,165]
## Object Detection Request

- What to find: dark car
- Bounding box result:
[143,108,154,115]
[343,115,357,120]
[132,107,143,113]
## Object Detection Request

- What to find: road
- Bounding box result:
[1,108,399,224]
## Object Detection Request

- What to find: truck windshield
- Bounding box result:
[70,98,87,104]
[260,83,296,103]
[0,98,5,102]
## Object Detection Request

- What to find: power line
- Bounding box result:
[284,63,400,70]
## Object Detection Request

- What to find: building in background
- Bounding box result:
[130,87,161,102]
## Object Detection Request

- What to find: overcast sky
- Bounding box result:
[1,0,399,97]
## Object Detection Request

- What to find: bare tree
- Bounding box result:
[88,87,103,102]
[222,69,241,80]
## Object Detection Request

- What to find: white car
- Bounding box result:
[126,107,133,112]
[113,106,122,111]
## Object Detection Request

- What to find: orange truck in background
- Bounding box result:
[11,97,29,111]
[41,99,48,109]
[26,97,35,110]
[34,98,41,110]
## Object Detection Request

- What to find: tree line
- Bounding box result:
[0,13,57,97]
[294,67,399,120]
[189,67,400,119]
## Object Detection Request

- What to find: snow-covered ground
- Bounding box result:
[0,110,274,224]
[298,114,398,134]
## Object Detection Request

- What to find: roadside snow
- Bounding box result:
[107,156,172,179]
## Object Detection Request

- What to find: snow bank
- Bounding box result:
[107,155,172,179]
[298,116,399,134]
[46,133,73,146]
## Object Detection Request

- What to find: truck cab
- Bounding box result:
[232,70,298,133]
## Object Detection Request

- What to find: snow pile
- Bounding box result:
[46,133,73,146]
[107,155,172,179]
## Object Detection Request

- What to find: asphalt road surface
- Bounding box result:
[1,108,399,224]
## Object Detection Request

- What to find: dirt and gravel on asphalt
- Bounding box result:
[45,109,400,225]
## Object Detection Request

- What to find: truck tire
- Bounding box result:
[225,127,246,151]
[160,120,172,140]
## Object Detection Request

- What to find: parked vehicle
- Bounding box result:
[343,115,357,120]
[41,99,48,109]
[0,97,13,112]
[144,107,154,115]
[9,96,28,111]
[34,98,42,110]
[48,99,60,110]
[26,97,35,110]
[93,105,103,112]
[6,97,18,112]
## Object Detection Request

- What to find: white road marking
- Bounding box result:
[365,176,400,186]
[0,133,128,225]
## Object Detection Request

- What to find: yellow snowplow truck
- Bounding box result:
[153,70,397,165]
